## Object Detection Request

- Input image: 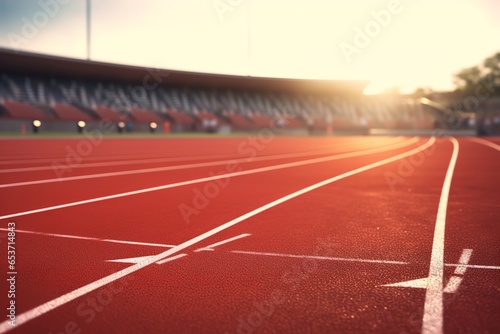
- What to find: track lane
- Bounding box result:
[443,140,500,333]
[0,137,435,333]
[0,138,421,218]
[0,139,427,243]
[0,137,498,334]
[0,137,393,166]
[0,137,407,185]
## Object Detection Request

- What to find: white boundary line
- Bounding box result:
[421,137,459,334]
[232,250,500,270]
[0,140,404,188]
[0,228,500,270]
[0,228,175,248]
[444,263,500,270]
[0,137,436,333]
[0,151,246,166]
[231,250,408,265]
[0,153,239,172]
[468,137,500,152]
[0,152,226,165]
[0,140,366,165]
[0,137,420,220]
[0,140,384,172]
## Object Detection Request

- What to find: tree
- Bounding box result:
[483,52,500,77]
[453,52,500,96]
[453,66,481,91]
[483,52,500,95]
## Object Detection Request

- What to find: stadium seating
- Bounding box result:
[94,106,129,122]
[223,111,254,130]
[129,107,163,123]
[164,109,195,127]
[0,72,434,133]
[52,103,93,121]
[2,100,52,119]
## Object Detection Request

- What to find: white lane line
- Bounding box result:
[194,234,251,252]
[0,137,435,333]
[0,140,360,165]
[0,153,241,173]
[3,229,497,269]
[421,137,459,334]
[0,152,224,166]
[0,140,385,171]
[444,263,500,270]
[468,137,500,151]
[0,150,248,165]
[0,137,421,220]
[0,139,407,187]
[0,228,175,248]
[231,250,409,265]
[0,148,361,187]
[0,151,294,173]
[443,249,473,293]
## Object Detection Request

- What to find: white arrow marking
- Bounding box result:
[443,249,472,293]
[107,255,159,264]
[382,277,430,289]
[156,253,188,264]
[107,253,187,265]
[194,233,251,252]
[382,249,473,293]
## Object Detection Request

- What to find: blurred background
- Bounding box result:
[0,0,499,135]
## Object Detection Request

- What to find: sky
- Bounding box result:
[0,0,499,94]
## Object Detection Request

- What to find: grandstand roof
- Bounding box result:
[0,48,366,96]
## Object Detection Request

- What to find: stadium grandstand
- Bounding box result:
[0,48,436,135]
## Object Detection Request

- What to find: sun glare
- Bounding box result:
[0,0,499,92]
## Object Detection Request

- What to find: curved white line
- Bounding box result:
[421,137,459,334]
[468,137,500,151]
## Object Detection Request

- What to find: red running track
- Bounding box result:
[0,135,498,334]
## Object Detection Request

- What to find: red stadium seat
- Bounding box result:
[130,107,163,123]
[94,105,130,122]
[2,100,52,119]
[52,103,92,121]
